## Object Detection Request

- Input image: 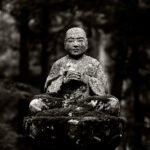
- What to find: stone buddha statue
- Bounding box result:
[29,27,120,116]
[25,28,124,150]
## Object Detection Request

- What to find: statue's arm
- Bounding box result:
[44,62,64,94]
[96,63,109,93]
[87,63,110,95]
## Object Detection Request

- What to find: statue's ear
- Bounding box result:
[85,38,88,50]
[64,39,67,50]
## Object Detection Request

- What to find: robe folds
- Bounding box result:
[44,54,109,96]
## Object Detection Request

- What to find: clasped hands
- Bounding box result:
[63,71,88,84]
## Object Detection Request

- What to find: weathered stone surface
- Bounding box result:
[45,54,109,96]
[26,27,124,150]
[24,105,125,150]
[27,74,122,149]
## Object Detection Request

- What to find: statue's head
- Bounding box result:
[64,27,88,58]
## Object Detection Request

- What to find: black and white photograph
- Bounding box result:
[0,0,149,150]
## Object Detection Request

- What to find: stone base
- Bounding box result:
[24,112,125,150]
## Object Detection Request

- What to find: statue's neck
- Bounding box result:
[68,54,85,60]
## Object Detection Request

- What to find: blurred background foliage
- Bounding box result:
[0,0,150,149]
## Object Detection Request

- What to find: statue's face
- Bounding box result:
[64,28,88,57]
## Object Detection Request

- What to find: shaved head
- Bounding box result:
[65,27,87,40]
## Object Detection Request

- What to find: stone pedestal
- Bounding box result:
[24,109,125,150]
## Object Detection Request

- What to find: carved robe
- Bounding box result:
[44,54,109,96]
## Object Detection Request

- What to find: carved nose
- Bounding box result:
[73,45,78,48]
[73,41,79,47]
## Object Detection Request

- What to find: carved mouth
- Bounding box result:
[72,49,79,52]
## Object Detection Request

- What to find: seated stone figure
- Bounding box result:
[29,27,120,116]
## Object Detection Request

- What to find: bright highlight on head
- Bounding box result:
[65,27,87,41]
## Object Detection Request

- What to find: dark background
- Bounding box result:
[0,0,150,149]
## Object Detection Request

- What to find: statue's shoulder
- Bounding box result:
[52,55,68,66]
[85,55,100,66]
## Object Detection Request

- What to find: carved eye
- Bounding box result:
[67,39,74,42]
[77,39,84,42]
